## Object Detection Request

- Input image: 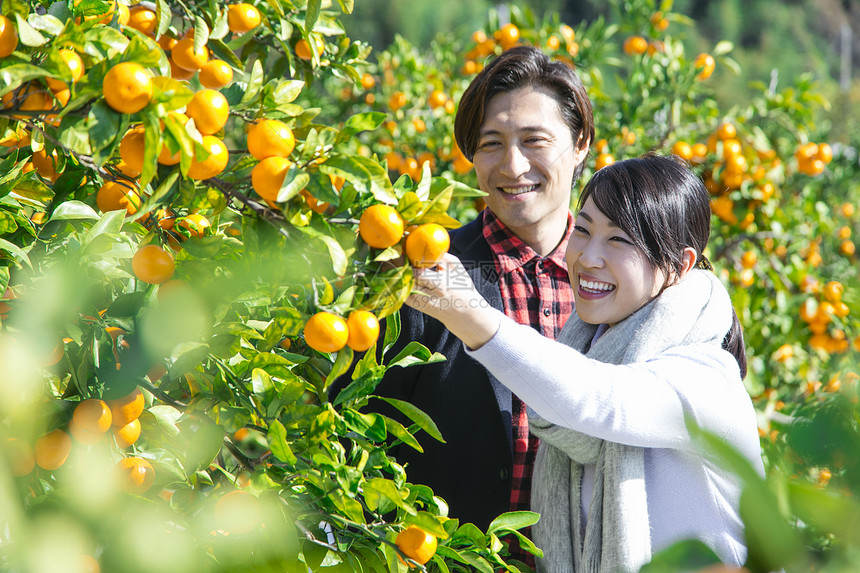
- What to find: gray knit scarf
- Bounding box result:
[528,269,733,573]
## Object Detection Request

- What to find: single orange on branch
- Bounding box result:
[116,456,155,494]
[346,310,380,352]
[304,312,349,353]
[108,387,145,427]
[103,62,152,115]
[252,156,292,203]
[70,398,113,444]
[132,244,175,284]
[97,180,141,215]
[187,135,229,180]
[34,429,72,471]
[247,119,295,160]
[395,525,438,565]
[227,3,261,34]
[405,223,450,268]
[0,15,19,58]
[694,53,716,80]
[359,204,404,249]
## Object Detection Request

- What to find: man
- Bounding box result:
[337,45,593,561]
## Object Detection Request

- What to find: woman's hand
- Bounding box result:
[405,252,501,350]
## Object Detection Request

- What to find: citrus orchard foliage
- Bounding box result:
[0,0,530,571]
[1,0,859,571]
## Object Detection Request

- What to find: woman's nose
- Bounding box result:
[577,240,604,268]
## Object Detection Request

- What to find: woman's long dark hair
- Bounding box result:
[578,153,747,378]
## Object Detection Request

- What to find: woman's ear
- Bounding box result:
[677,247,698,281]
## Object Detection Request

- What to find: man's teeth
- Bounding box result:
[500,184,537,195]
[580,279,615,293]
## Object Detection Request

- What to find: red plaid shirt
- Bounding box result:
[482,209,575,565]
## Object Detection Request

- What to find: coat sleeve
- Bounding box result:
[466,313,758,455]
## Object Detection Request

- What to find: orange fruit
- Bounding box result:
[246,119,295,160]
[740,250,757,269]
[694,53,715,80]
[360,73,376,90]
[252,156,292,202]
[70,399,113,444]
[127,6,157,36]
[716,123,737,141]
[346,310,380,352]
[595,153,615,170]
[301,189,329,214]
[650,12,669,31]
[428,89,447,109]
[46,49,85,91]
[0,15,18,58]
[34,429,72,471]
[405,223,450,268]
[295,38,321,60]
[31,148,60,181]
[108,387,145,427]
[395,525,437,565]
[186,89,229,135]
[198,59,234,89]
[671,141,693,161]
[0,127,30,147]
[623,35,648,55]
[823,281,844,303]
[215,490,262,534]
[358,204,404,249]
[188,135,228,180]
[816,143,833,164]
[388,91,407,111]
[171,38,209,71]
[117,456,155,494]
[178,213,210,238]
[6,438,35,476]
[227,3,261,34]
[79,555,100,573]
[132,244,175,284]
[169,55,195,80]
[303,312,349,353]
[495,23,520,50]
[97,180,141,215]
[113,418,142,448]
[103,62,152,114]
[119,126,146,175]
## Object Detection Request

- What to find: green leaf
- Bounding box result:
[0,64,51,96]
[82,210,125,250]
[375,397,444,443]
[0,211,18,234]
[386,341,446,369]
[252,367,275,402]
[405,511,449,539]
[487,511,540,534]
[0,237,25,270]
[267,419,297,465]
[459,553,494,573]
[239,59,264,105]
[324,344,354,389]
[295,225,348,277]
[342,409,387,441]
[335,112,387,145]
[332,367,384,406]
[49,200,99,220]
[381,416,422,452]
[15,13,47,46]
[639,539,720,573]
[306,0,321,32]
[382,312,401,355]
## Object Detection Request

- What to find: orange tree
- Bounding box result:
[317,1,860,571]
[0,1,537,572]
[3,0,860,571]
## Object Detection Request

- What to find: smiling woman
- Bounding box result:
[405,154,761,572]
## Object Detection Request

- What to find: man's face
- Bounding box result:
[472,86,586,244]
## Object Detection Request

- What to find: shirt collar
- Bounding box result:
[482,209,573,274]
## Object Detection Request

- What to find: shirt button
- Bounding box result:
[535,260,543,272]
[500,469,510,480]
[543,308,551,317]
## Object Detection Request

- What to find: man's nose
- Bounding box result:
[499,144,530,179]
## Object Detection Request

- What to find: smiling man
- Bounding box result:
[334,45,593,566]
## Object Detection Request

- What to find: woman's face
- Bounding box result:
[566,197,668,325]
[472,86,587,244]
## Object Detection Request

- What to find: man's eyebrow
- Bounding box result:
[478,126,552,137]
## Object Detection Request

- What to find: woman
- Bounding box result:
[406,154,764,572]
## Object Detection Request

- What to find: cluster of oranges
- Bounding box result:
[794,141,834,177]
[798,280,853,354]
[299,204,452,355]
[5,386,151,492]
[463,23,579,75]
